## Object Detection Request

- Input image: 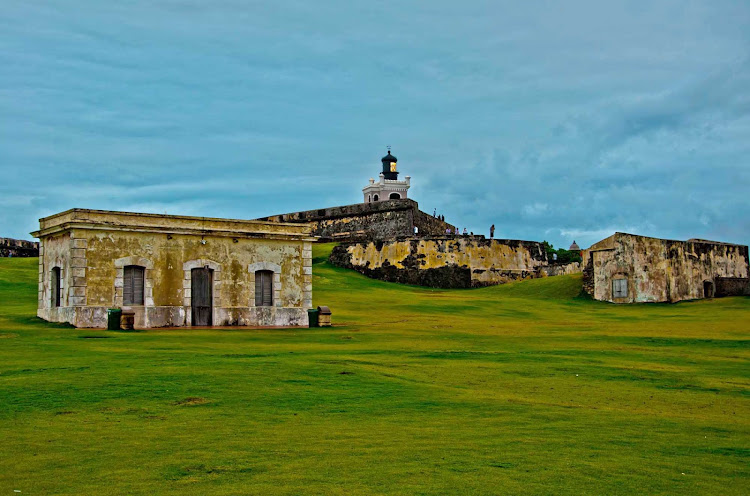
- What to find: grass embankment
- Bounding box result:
[0,247,748,495]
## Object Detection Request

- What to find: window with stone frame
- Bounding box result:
[612,278,628,298]
[255,270,273,307]
[123,265,145,305]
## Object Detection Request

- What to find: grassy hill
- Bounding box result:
[0,246,748,495]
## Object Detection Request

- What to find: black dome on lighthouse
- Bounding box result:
[381,151,397,163]
[381,150,399,179]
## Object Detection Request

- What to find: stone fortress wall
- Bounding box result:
[329,236,551,288]
[1,237,40,257]
[257,199,455,242]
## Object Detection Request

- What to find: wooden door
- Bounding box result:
[191,268,213,326]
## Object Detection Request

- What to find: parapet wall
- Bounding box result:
[330,236,549,288]
[540,262,581,277]
[257,199,455,242]
[1,237,39,257]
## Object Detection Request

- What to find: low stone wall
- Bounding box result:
[257,199,455,242]
[330,236,548,288]
[540,262,581,277]
[715,277,750,297]
[1,237,39,257]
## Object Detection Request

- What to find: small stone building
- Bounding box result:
[582,232,749,303]
[32,209,314,328]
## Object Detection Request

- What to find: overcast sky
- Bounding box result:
[1,1,749,248]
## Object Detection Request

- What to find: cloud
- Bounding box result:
[0,1,748,250]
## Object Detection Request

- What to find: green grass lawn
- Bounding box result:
[1,245,748,495]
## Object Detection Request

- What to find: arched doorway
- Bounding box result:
[389,192,401,200]
[373,194,379,201]
[703,281,714,298]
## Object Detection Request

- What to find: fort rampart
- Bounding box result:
[330,236,549,288]
[257,199,455,242]
[1,237,40,257]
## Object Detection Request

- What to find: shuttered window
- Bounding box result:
[123,265,145,305]
[51,267,61,307]
[613,278,628,298]
[255,270,273,307]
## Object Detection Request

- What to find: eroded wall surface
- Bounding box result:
[258,199,455,242]
[583,233,749,303]
[330,237,548,288]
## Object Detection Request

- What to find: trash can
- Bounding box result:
[317,306,332,327]
[107,308,122,331]
[307,308,319,328]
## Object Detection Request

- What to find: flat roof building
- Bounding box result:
[582,232,749,303]
[32,209,315,328]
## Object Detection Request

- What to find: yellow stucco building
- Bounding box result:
[32,209,314,328]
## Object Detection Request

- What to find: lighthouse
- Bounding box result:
[362,150,411,203]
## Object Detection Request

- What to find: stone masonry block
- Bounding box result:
[69,286,86,297]
[71,248,86,259]
[71,257,87,268]
[69,296,86,306]
[303,266,312,275]
[70,267,86,278]
[72,238,88,248]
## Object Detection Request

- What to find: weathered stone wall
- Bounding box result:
[330,236,548,288]
[540,262,581,277]
[582,255,595,296]
[257,199,455,242]
[715,277,750,297]
[1,237,39,257]
[582,233,749,303]
[34,209,313,328]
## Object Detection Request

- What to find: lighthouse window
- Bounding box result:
[390,162,397,172]
[373,194,379,201]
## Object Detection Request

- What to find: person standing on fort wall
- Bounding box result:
[490,224,495,239]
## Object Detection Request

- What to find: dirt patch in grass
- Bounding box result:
[173,397,209,406]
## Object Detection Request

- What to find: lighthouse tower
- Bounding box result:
[362,150,411,203]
